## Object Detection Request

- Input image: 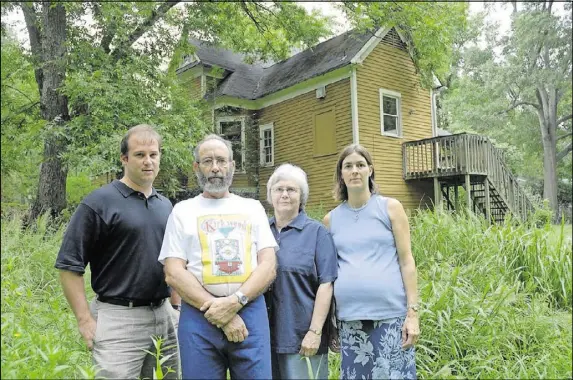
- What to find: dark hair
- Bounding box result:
[333,144,378,201]
[120,124,162,156]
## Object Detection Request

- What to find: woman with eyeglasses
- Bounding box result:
[265,163,337,379]
[324,144,419,380]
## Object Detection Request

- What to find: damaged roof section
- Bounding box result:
[177,29,379,100]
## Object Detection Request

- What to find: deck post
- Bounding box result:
[465,174,471,212]
[484,176,491,224]
[434,177,442,211]
[454,183,459,211]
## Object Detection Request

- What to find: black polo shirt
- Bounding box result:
[55,180,173,300]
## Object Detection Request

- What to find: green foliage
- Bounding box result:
[66,172,99,209]
[141,336,177,380]
[409,210,572,378]
[0,32,43,204]
[1,213,97,379]
[440,2,572,216]
[183,2,332,63]
[339,2,470,88]
[3,209,571,379]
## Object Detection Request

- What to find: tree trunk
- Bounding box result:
[29,2,70,221]
[541,131,559,219]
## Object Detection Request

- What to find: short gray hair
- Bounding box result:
[193,134,233,162]
[266,163,309,210]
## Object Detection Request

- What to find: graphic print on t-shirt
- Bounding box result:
[197,214,253,284]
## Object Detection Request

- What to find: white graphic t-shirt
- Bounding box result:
[158,194,278,296]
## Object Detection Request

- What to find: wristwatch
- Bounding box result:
[407,303,420,312]
[234,291,249,306]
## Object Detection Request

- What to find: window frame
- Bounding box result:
[259,123,274,167]
[216,116,246,173]
[379,89,402,138]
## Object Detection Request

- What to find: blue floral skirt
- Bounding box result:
[339,317,416,379]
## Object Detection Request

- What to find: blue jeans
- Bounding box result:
[178,295,271,380]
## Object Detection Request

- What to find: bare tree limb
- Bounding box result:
[556,114,572,125]
[557,132,572,141]
[19,2,43,97]
[557,141,572,161]
[110,1,180,61]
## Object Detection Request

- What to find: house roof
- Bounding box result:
[177,29,377,100]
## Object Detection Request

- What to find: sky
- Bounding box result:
[1,2,516,49]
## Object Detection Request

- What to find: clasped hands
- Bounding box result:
[200,296,248,343]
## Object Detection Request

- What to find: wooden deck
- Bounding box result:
[402,133,534,222]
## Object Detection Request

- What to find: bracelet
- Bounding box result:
[172,304,181,311]
[407,303,419,312]
[309,328,322,336]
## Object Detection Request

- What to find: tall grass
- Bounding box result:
[409,210,572,378]
[2,210,572,379]
[1,213,97,379]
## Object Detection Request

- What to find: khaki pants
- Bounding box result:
[90,299,179,379]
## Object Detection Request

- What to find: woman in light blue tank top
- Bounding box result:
[324,144,420,379]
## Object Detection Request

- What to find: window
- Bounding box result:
[259,123,274,166]
[379,89,402,137]
[313,108,337,156]
[217,117,245,171]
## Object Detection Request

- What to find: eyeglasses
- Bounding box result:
[272,187,299,195]
[199,158,229,168]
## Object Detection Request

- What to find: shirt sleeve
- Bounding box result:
[253,201,278,253]
[158,206,189,265]
[315,226,338,284]
[55,203,107,274]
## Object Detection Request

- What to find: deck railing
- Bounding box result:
[402,133,535,220]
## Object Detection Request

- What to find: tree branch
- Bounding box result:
[19,2,43,97]
[110,1,180,61]
[556,114,572,126]
[557,132,572,141]
[1,101,40,124]
[91,3,116,54]
[241,1,266,34]
[557,142,572,162]
[3,84,36,104]
[497,101,540,115]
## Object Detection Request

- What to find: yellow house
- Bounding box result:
[177,28,533,221]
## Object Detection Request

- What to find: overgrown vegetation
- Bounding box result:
[2,209,571,379]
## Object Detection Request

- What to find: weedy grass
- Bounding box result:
[1,209,571,379]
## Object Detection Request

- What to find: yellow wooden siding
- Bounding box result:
[356,42,434,210]
[257,79,353,211]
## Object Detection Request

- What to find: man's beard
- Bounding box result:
[196,169,234,194]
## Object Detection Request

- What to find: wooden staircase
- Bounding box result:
[402,133,535,223]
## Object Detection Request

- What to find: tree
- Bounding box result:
[338,1,470,88]
[0,29,43,203]
[2,1,331,220]
[441,1,572,219]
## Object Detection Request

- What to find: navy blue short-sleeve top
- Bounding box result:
[267,211,338,354]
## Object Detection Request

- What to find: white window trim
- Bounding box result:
[216,116,246,173]
[379,89,402,138]
[259,123,274,167]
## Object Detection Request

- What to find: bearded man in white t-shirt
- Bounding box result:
[159,134,278,380]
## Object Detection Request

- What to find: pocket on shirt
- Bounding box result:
[277,248,314,273]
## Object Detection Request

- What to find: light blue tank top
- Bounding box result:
[330,195,407,321]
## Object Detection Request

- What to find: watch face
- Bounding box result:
[239,295,248,305]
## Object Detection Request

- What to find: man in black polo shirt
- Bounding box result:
[55,124,180,379]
